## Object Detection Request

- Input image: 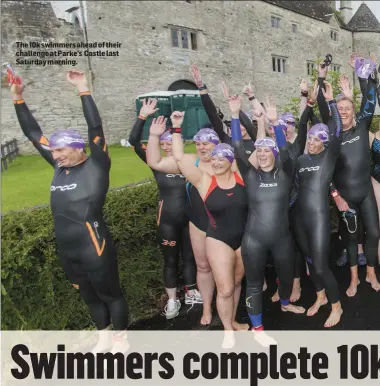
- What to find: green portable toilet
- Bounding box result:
[135,92,173,141]
[171,90,210,139]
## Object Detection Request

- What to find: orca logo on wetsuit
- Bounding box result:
[342,136,359,146]
[299,166,320,173]
[166,174,185,178]
[50,184,77,192]
[259,182,278,187]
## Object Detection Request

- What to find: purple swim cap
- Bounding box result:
[193,128,220,145]
[308,123,329,143]
[49,129,85,149]
[354,57,376,79]
[160,130,183,142]
[254,137,279,158]
[279,112,296,126]
[210,143,235,163]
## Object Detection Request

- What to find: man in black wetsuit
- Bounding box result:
[320,64,380,296]
[11,70,129,354]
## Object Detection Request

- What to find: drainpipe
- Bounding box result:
[351,30,356,91]
[79,0,93,93]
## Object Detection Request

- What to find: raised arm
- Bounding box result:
[171,111,205,189]
[316,62,330,125]
[191,64,228,141]
[299,79,309,119]
[129,98,159,163]
[66,70,109,169]
[11,75,55,167]
[356,65,377,128]
[145,116,180,173]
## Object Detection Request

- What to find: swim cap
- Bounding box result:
[354,57,376,79]
[308,123,329,143]
[160,130,183,142]
[193,128,220,145]
[210,143,235,163]
[49,129,85,149]
[254,137,279,158]
[279,112,296,126]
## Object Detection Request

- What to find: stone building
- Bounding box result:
[1,0,380,153]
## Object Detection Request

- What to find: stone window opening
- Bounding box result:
[307,61,316,76]
[272,55,287,73]
[171,28,197,50]
[330,30,338,41]
[271,16,281,28]
[332,64,341,73]
[292,23,297,33]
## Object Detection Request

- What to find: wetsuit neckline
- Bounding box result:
[211,173,238,191]
[59,157,89,170]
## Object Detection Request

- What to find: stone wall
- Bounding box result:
[2,0,379,154]
[1,0,87,153]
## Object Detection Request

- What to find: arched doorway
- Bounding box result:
[168,80,198,91]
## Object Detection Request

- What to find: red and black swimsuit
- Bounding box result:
[204,172,248,251]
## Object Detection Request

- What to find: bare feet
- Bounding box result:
[307,297,328,316]
[281,304,305,314]
[200,311,212,325]
[232,321,249,331]
[365,276,380,291]
[271,288,280,302]
[324,308,343,328]
[290,279,301,302]
[252,330,277,347]
[222,330,235,349]
[346,279,360,297]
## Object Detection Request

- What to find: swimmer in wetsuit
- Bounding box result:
[11,70,129,353]
[292,80,343,328]
[326,60,380,296]
[170,107,248,348]
[129,99,201,319]
[231,96,305,347]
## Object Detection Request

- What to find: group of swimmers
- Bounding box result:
[8,53,380,350]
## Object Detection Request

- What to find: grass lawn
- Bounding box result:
[2,144,196,214]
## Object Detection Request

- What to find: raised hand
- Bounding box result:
[300,79,308,93]
[190,64,203,88]
[309,80,319,104]
[318,62,328,78]
[140,98,159,118]
[339,75,353,99]
[66,70,88,88]
[150,116,167,137]
[10,75,25,97]
[227,95,242,114]
[170,111,185,127]
[253,108,265,123]
[242,82,254,98]
[321,80,333,102]
[263,97,277,123]
[348,53,362,69]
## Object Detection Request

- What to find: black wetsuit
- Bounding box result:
[371,137,380,183]
[129,118,196,289]
[327,70,379,268]
[14,93,129,330]
[232,119,294,329]
[199,86,257,176]
[203,172,247,250]
[292,100,342,304]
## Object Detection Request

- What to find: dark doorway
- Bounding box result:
[168,80,198,91]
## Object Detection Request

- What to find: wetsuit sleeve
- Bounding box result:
[239,111,258,141]
[13,100,55,167]
[292,105,311,158]
[358,77,368,118]
[309,108,320,125]
[231,118,253,171]
[274,125,293,178]
[328,100,342,138]
[317,77,330,125]
[80,93,110,169]
[356,70,377,129]
[128,117,147,163]
[200,88,228,142]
